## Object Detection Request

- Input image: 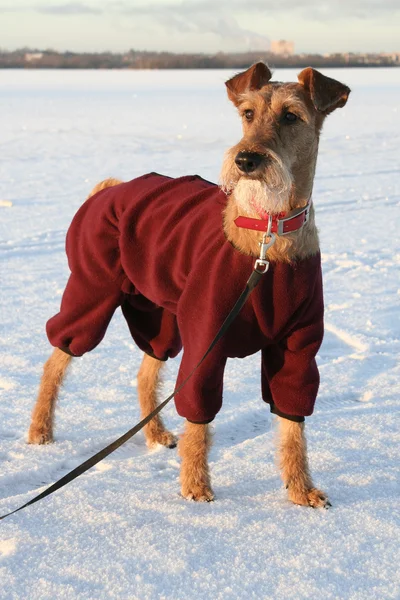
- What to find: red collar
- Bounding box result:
[234,200,311,236]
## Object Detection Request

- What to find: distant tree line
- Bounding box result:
[0,48,398,69]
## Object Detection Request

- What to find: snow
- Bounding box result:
[0,67,399,599]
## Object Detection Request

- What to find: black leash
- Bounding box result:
[0,262,270,521]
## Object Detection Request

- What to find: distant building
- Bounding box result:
[25,53,43,62]
[380,52,400,63]
[270,40,294,57]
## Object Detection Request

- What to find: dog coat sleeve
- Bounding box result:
[174,349,228,423]
[261,270,324,418]
[171,261,232,423]
[46,195,126,356]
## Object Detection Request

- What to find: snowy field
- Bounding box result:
[0,67,399,599]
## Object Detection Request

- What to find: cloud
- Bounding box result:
[293,0,400,20]
[1,0,398,20]
[101,0,399,51]
[110,0,270,49]
[104,0,400,49]
[37,2,102,14]
[112,0,400,20]
[0,1,102,14]
[0,0,398,51]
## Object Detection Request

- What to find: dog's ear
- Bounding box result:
[225,63,272,106]
[298,67,350,114]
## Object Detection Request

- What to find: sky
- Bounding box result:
[0,0,399,55]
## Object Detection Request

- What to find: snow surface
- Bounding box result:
[0,68,399,600]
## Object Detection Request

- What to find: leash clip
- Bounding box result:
[254,232,276,274]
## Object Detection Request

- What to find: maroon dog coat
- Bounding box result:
[47,173,324,423]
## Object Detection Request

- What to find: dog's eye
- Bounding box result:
[284,112,298,123]
[243,109,254,122]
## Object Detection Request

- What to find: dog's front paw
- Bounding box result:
[27,426,53,445]
[181,483,214,502]
[288,486,331,509]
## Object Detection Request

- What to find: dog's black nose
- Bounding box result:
[235,151,264,174]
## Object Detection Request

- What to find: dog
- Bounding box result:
[28,63,350,507]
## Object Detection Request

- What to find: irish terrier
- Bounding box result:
[28,63,350,508]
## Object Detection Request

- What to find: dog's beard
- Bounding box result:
[220,150,293,217]
[234,179,290,218]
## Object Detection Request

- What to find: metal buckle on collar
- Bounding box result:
[254,232,276,274]
[276,202,311,236]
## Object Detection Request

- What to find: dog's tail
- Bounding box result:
[87,177,123,199]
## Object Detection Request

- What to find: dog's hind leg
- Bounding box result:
[179,421,214,501]
[277,417,330,508]
[28,348,72,444]
[137,354,177,449]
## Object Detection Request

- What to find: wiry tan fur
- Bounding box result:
[277,417,329,508]
[137,354,177,448]
[29,64,350,507]
[179,422,213,501]
[28,348,72,444]
[86,177,123,198]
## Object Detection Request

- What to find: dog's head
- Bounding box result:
[220,63,350,217]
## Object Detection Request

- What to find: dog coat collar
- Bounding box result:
[234,200,311,236]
